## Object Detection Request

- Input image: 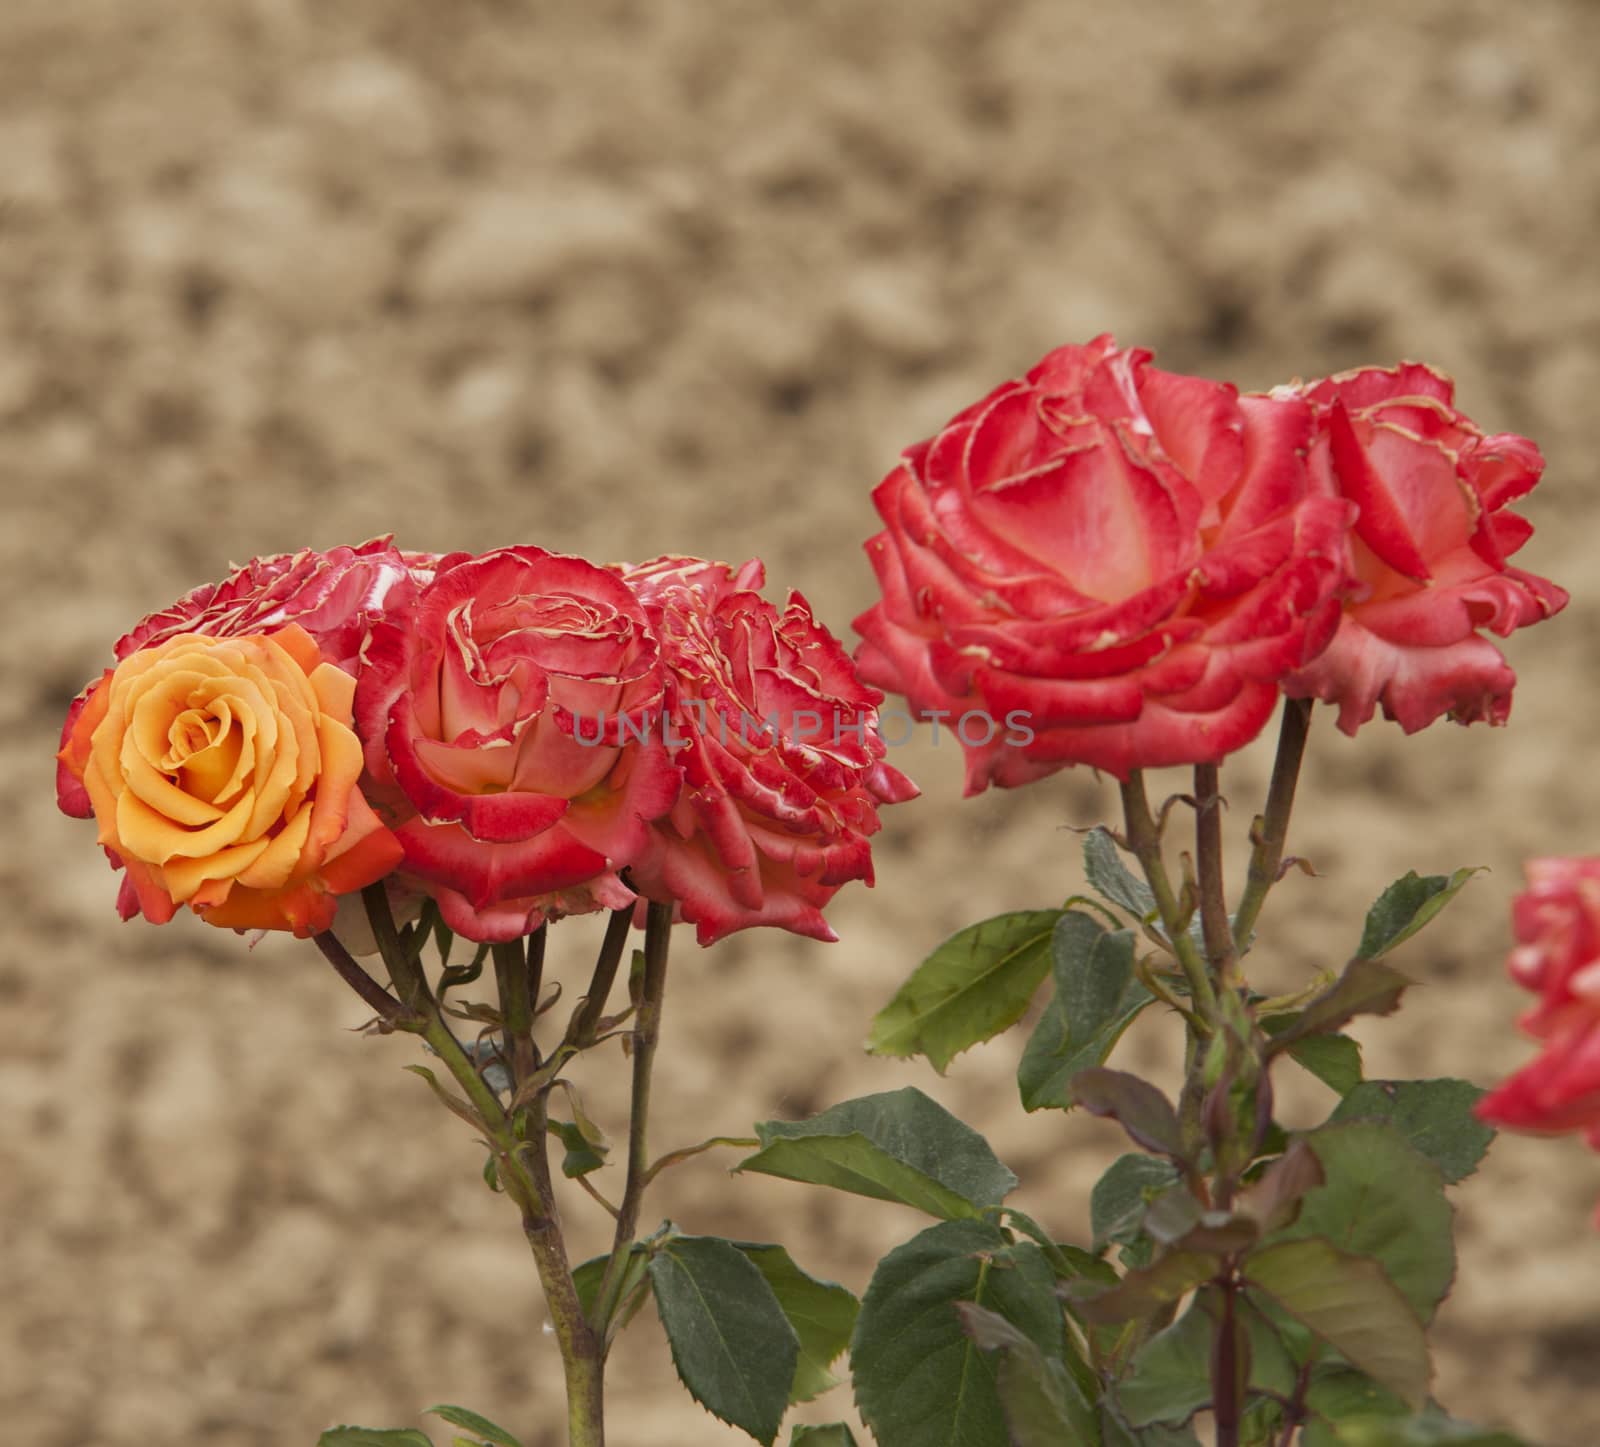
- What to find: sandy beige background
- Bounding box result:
[4,2,1598,1444]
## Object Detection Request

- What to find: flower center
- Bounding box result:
[161,704,246,804]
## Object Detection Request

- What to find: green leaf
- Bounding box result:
[1115,1291,1296,1429]
[1265,959,1412,1052]
[958,1302,1099,1447]
[789,1428,861,1446]
[427,1405,524,1447]
[1066,1250,1220,1325]
[1279,1122,1455,1323]
[573,1244,651,1335]
[1357,869,1481,960]
[1018,913,1154,1111]
[869,909,1064,1072]
[738,1087,1017,1220]
[1327,1080,1494,1186]
[1113,1296,1212,1428]
[1239,1399,1285,1446]
[1071,1069,1186,1159]
[1100,1401,1203,1447]
[1084,826,1160,920]
[317,1432,434,1447]
[734,1244,859,1403]
[647,1235,800,1444]
[1286,1034,1365,1095]
[1240,1141,1325,1236]
[1084,827,1207,949]
[1306,1407,1529,1446]
[402,1063,483,1129]
[1303,1365,1409,1426]
[851,1218,1064,1447]
[999,1207,1116,1398]
[549,1118,608,1178]
[1002,1208,1120,1286]
[1091,1155,1181,1248]
[1243,1239,1429,1409]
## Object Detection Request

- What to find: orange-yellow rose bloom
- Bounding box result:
[57,624,403,936]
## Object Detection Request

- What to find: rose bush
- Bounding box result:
[852,335,1355,785]
[355,545,679,942]
[1280,364,1567,732]
[56,625,403,935]
[1479,859,1600,1209]
[623,555,917,944]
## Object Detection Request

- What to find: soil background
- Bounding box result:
[4,2,1599,1444]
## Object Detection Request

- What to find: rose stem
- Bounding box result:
[590,900,673,1339]
[568,908,634,1048]
[363,886,605,1446]
[493,936,538,1086]
[361,883,430,1016]
[1193,762,1237,987]
[1119,772,1217,1022]
[311,930,409,1024]
[1230,697,1312,951]
[526,922,547,1020]
[1211,1271,1243,1447]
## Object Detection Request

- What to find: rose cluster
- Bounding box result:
[854,336,1566,787]
[57,541,914,945]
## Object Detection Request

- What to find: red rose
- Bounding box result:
[621,556,916,945]
[1476,1008,1600,1142]
[853,336,1354,786]
[57,539,430,823]
[355,546,678,942]
[1494,857,1600,1038]
[1477,859,1600,1223]
[1280,364,1567,733]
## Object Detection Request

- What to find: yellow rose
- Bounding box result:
[57,624,402,936]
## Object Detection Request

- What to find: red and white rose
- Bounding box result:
[1280,364,1567,733]
[854,336,1354,785]
[355,546,679,943]
[622,556,916,945]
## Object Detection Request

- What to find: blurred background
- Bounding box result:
[4,1,1598,1442]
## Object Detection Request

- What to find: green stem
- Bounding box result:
[1193,762,1237,987]
[1231,698,1312,950]
[363,889,604,1445]
[1119,773,1217,1022]
[569,907,634,1047]
[421,1003,605,1445]
[494,937,539,1088]
[527,922,547,1011]
[591,901,673,1339]
[362,883,430,1014]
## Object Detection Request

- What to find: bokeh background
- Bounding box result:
[4,1,1598,1443]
